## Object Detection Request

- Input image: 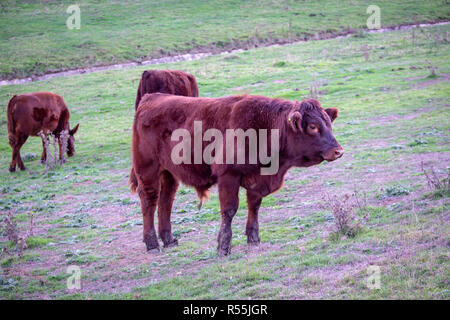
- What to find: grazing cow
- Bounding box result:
[134,69,199,110]
[7,92,79,172]
[130,93,343,255]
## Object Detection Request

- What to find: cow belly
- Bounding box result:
[241,167,289,197]
[241,175,274,197]
[162,161,216,190]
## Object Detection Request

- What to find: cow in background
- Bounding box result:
[134,70,199,110]
[7,92,79,172]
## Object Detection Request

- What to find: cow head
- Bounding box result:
[286,99,343,167]
[67,123,79,157]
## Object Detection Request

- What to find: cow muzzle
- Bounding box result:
[322,147,344,161]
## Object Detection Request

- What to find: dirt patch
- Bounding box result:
[409,73,450,90]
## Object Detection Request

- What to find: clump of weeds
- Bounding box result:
[421,161,450,199]
[0,212,34,258]
[321,191,369,241]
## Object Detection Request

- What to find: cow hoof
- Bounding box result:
[217,249,231,256]
[143,234,159,252]
[217,245,231,256]
[246,229,260,245]
[247,239,260,246]
[163,238,178,248]
[20,167,26,171]
[9,167,15,172]
[40,159,45,164]
[145,243,160,252]
[217,229,232,256]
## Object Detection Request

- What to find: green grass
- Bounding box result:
[0,20,449,299]
[26,236,52,249]
[0,0,449,79]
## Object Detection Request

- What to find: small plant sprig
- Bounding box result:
[424,59,438,78]
[321,191,369,240]
[59,129,70,165]
[421,161,450,193]
[0,211,34,258]
[309,82,319,99]
[361,44,369,62]
[39,130,54,173]
[26,212,34,238]
[38,130,70,172]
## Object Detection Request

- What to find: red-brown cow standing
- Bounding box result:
[130,93,343,255]
[134,70,199,110]
[7,92,79,172]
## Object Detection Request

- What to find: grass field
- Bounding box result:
[1,0,449,79]
[0,16,449,298]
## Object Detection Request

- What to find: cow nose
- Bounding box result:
[334,147,344,159]
[323,147,344,161]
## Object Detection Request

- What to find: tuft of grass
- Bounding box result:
[421,161,450,196]
[22,153,38,162]
[425,59,438,78]
[273,61,287,67]
[0,275,18,291]
[26,237,51,249]
[379,185,411,199]
[409,139,429,147]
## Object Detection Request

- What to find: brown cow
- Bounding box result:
[134,70,199,110]
[130,93,343,255]
[7,92,79,172]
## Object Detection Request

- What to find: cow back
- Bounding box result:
[134,70,199,110]
[7,92,70,136]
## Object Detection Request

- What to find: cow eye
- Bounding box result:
[308,124,319,135]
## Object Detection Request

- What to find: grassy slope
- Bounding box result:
[0,24,449,299]
[0,0,449,79]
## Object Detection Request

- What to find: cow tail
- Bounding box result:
[129,167,139,193]
[7,95,17,145]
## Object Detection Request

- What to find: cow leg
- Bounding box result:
[217,174,240,256]
[157,170,179,248]
[246,190,262,245]
[8,135,17,172]
[58,139,66,164]
[15,135,28,171]
[40,139,47,164]
[136,165,161,252]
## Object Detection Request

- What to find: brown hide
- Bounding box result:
[134,70,199,110]
[130,93,343,255]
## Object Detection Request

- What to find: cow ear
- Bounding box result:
[288,111,303,133]
[325,108,338,122]
[70,123,79,136]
